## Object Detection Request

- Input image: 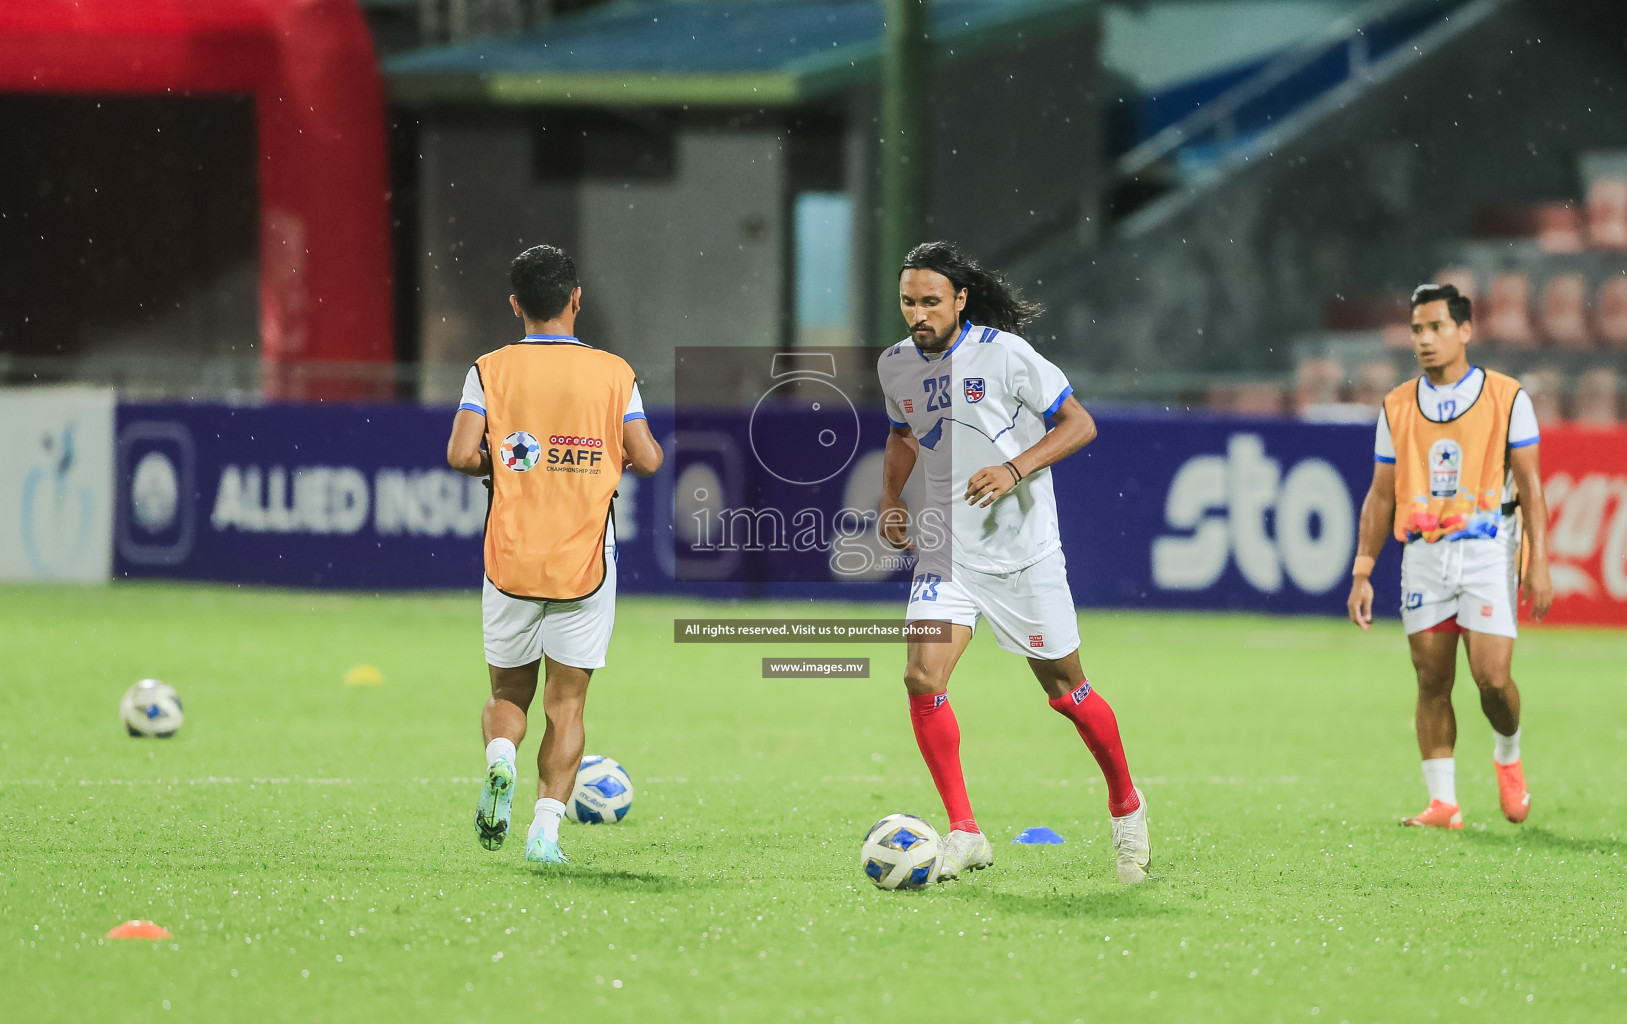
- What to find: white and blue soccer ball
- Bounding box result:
[566,755,634,823]
[861,813,942,890]
[120,678,184,738]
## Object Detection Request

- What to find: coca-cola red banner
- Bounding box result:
[1541,425,1627,626]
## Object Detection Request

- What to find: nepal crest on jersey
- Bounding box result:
[963,377,985,403]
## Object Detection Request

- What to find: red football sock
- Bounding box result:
[1049,679,1140,817]
[909,692,979,834]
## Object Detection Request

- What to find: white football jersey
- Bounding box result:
[877,322,1074,573]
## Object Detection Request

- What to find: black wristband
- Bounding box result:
[1003,461,1023,484]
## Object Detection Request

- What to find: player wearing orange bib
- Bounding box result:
[1347,284,1552,829]
[446,245,663,863]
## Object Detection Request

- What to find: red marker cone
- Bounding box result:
[107,920,172,940]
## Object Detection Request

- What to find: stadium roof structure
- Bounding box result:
[387,0,1099,107]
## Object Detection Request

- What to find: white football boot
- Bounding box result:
[1110,787,1152,884]
[937,829,995,880]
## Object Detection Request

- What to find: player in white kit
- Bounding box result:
[1348,284,1552,828]
[876,241,1151,884]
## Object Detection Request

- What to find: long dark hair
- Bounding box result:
[900,240,1044,334]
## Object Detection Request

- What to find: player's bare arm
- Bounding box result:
[622,416,664,477]
[1347,460,1396,631]
[879,424,919,549]
[447,409,492,477]
[964,394,1096,508]
[1510,443,1553,620]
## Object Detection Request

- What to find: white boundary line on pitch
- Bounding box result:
[0,774,1309,787]
[0,777,483,786]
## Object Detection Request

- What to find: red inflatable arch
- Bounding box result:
[0,0,394,398]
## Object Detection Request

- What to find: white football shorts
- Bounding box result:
[482,544,618,670]
[903,547,1081,659]
[1399,521,1520,639]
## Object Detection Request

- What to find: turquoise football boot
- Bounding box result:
[475,758,516,851]
[525,832,569,864]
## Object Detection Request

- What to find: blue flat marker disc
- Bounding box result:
[1012,826,1066,845]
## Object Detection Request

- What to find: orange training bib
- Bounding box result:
[477,341,634,599]
[1384,370,1522,543]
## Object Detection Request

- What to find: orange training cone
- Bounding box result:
[107,920,172,940]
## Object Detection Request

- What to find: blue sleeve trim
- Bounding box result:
[1374,455,1396,464]
[1043,385,1074,418]
[1508,436,1539,449]
[623,412,647,423]
[887,416,909,429]
[458,402,485,416]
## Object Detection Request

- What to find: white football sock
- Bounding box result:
[1493,727,1522,766]
[529,798,566,843]
[485,737,516,768]
[1421,757,1457,806]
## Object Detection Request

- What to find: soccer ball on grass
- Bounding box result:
[120,678,184,738]
[566,754,634,823]
[861,813,942,890]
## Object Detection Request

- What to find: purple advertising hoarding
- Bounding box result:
[112,400,1399,617]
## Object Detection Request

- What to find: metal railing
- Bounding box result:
[1113,0,1467,183]
[415,0,552,45]
[0,353,476,404]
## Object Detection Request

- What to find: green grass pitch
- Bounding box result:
[3,584,1625,1023]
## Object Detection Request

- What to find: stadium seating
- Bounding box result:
[1293,357,1342,409]
[1539,273,1592,349]
[1211,380,1288,416]
[1282,158,1627,426]
[1599,275,1627,348]
[1483,273,1537,348]
[1519,365,1566,425]
[1574,366,1621,425]
[1352,360,1399,407]
[1588,177,1627,250]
